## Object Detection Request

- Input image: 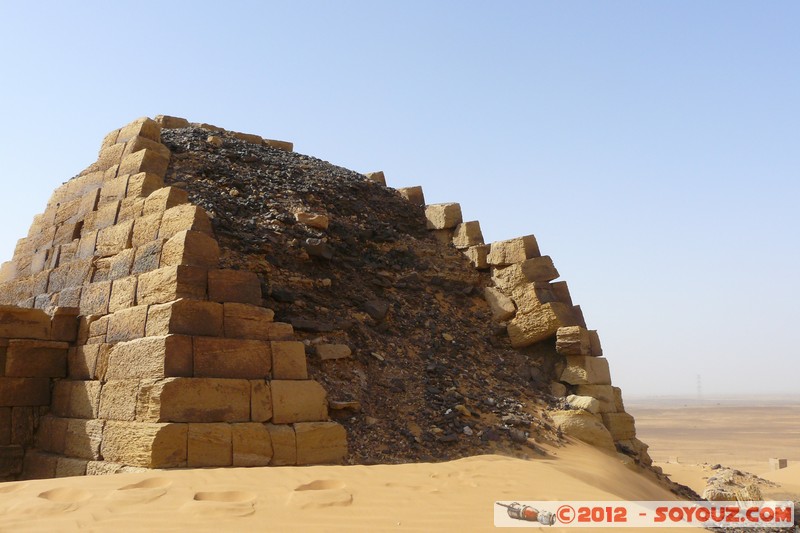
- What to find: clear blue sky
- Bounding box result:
[0,1,797,397]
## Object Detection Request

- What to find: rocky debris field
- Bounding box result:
[160,127,564,464]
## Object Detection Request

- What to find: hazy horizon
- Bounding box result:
[0,2,797,397]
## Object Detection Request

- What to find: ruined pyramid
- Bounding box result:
[0,116,650,481]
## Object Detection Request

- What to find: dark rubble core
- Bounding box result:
[160,127,565,464]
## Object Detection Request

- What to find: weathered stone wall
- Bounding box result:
[0,117,345,480]
[389,186,651,465]
[0,307,77,480]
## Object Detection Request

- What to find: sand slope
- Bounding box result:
[0,441,703,532]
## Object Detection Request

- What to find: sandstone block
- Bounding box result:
[22,449,57,479]
[397,186,425,206]
[132,240,164,274]
[146,299,223,337]
[193,337,271,379]
[551,281,573,306]
[316,343,352,361]
[565,394,600,414]
[117,117,161,144]
[0,408,9,445]
[265,423,296,466]
[0,306,50,339]
[98,380,139,421]
[263,139,293,151]
[84,200,121,233]
[105,335,193,379]
[556,326,592,355]
[612,387,625,412]
[231,131,263,145]
[484,287,516,321]
[117,196,146,222]
[464,244,489,269]
[101,421,187,468]
[491,257,559,292]
[131,212,163,248]
[294,212,329,230]
[550,382,567,397]
[137,377,250,423]
[123,135,171,160]
[561,356,611,385]
[223,302,275,340]
[271,380,328,423]
[56,457,88,478]
[589,330,603,356]
[550,410,615,451]
[10,406,35,446]
[161,230,220,268]
[232,423,272,466]
[208,269,261,305]
[424,203,462,230]
[295,421,347,465]
[271,341,308,379]
[85,461,125,475]
[68,381,102,419]
[0,445,24,478]
[154,115,190,129]
[452,221,484,249]
[76,231,97,259]
[364,171,386,186]
[96,220,134,257]
[4,340,68,378]
[143,186,188,216]
[36,415,68,454]
[158,204,213,241]
[50,306,80,342]
[507,302,575,348]
[54,197,83,226]
[126,172,164,199]
[601,412,636,440]
[188,423,232,467]
[487,235,540,266]
[251,380,273,422]
[106,305,149,343]
[136,265,207,305]
[109,276,138,312]
[64,418,104,460]
[100,174,130,203]
[118,148,169,178]
[575,384,618,413]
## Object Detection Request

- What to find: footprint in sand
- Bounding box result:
[109,477,173,505]
[38,487,93,504]
[287,480,353,509]
[180,491,258,518]
[5,487,95,516]
[0,482,26,494]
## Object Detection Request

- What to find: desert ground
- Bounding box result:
[0,396,796,531]
[628,395,800,500]
[0,440,707,532]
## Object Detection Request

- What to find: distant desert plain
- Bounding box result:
[628,395,800,501]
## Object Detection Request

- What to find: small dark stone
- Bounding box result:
[290,318,337,332]
[438,433,459,443]
[304,238,333,259]
[509,428,528,443]
[271,288,296,302]
[362,299,390,322]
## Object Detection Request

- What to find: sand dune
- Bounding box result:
[0,441,703,532]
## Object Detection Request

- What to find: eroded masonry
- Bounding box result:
[0,116,649,481]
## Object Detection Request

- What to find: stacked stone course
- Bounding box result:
[0,116,345,480]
